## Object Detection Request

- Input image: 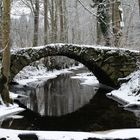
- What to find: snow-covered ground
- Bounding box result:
[0,128,140,140]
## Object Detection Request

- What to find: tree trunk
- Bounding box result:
[58,0,68,43]
[75,0,81,44]
[49,0,58,43]
[138,0,140,15]
[95,0,111,46]
[0,0,11,104]
[54,0,58,42]
[0,1,2,49]
[50,0,55,42]
[96,21,102,45]
[59,0,64,42]
[63,0,68,42]
[112,0,122,47]
[44,0,48,45]
[33,0,39,47]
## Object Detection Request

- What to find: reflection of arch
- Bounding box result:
[10,44,138,87]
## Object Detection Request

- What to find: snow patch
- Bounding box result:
[12,43,140,55]
[71,72,99,86]
[0,103,24,120]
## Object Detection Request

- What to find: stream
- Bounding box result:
[0,67,139,131]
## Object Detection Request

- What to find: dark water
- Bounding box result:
[0,67,139,131]
[13,68,98,116]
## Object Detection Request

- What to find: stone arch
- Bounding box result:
[10,44,138,88]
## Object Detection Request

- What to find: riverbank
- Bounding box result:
[14,63,86,86]
[107,69,140,110]
[0,92,25,121]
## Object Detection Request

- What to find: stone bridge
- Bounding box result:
[9,44,140,87]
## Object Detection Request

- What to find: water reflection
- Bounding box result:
[124,107,140,127]
[18,68,98,116]
[0,89,138,131]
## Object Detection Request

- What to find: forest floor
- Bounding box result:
[0,64,140,139]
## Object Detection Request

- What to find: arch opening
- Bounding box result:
[12,56,100,116]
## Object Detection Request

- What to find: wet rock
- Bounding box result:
[0,138,6,140]
[18,133,38,140]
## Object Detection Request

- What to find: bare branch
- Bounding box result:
[77,0,115,40]
[20,0,34,14]
[0,41,9,54]
[77,0,99,18]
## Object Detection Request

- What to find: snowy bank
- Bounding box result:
[0,92,24,120]
[71,72,99,86]
[14,64,84,87]
[0,104,24,120]
[0,128,140,140]
[107,70,140,109]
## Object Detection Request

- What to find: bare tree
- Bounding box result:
[20,0,40,47]
[44,0,48,45]
[0,0,11,104]
[138,0,140,15]
[33,0,39,47]
[59,0,64,42]
[63,0,68,42]
[111,0,122,47]
[49,0,58,43]
[73,0,81,44]
[91,0,111,46]
[0,1,2,49]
